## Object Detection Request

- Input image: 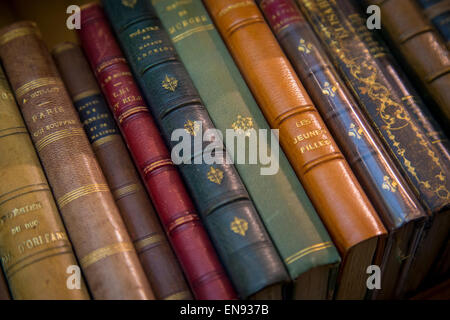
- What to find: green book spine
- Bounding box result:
[152,0,340,283]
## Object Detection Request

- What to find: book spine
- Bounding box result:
[296,0,450,215]
[259,0,427,299]
[204,0,386,254]
[52,43,192,300]
[79,5,237,300]
[0,262,10,300]
[366,0,450,128]
[416,0,450,48]
[152,0,340,286]
[296,0,450,296]
[0,66,89,300]
[101,0,290,298]
[0,21,154,300]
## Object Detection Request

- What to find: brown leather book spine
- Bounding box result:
[204,0,386,255]
[0,21,154,300]
[0,266,10,300]
[367,0,450,128]
[52,42,192,300]
[0,66,89,300]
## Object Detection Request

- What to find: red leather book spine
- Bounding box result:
[78,4,236,300]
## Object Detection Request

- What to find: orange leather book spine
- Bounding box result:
[204,0,386,254]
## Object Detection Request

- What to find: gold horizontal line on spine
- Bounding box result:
[92,134,119,149]
[285,242,333,265]
[52,42,77,55]
[5,244,72,278]
[217,1,254,17]
[134,234,164,251]
[143,159,173,175]
[96,58,127,74]
[0,25,41,46]
[35,128,85,152]
[73,89,101,102]
[113,183,140,200]
[15,77,61,98]
[80,242,135,268]
[0,127,28,139]
[57,184,110,209]
[167,215,199,233]
[118,106,148,123]
[163,291,192,300]
[172,24,215,43]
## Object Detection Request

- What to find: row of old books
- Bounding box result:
[0,0,448,300]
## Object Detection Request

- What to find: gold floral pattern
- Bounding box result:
[298,38,313,54]
[382,176,398,193]
[207,166,224,185]
[184,120,200,136]
[231,115,254,137]
[321,81,337,97]
[162,74,178,92]
[122,0,137,8]
[348,123,364,140]
[230,217,248,236]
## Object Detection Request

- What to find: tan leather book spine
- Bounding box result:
[0,66,89,300]
[0,21,154,300]
[367,0,450,128]
[52,42,192,300]
[0,265,10,300]
[204,0,386,254]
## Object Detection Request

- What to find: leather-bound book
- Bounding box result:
[365,0,450,129]
[152,0,341,300]
[296,0,450,297]
[0,265,10,300]
[52,43,192,301]
[0,21,154,300]
[0,66,89,300]
[417,0,450,49]
[204,0,387,300]
[79,4,237,300]
[101,0,290,299]
[258,0,428,300]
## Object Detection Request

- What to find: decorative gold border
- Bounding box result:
[0,25,41,46]
[285,242,333,265]
[16,77,60,98]
[57,184,110,209]
[35,128,85,152]
[113,183,140,200]
[134,234,164,251]
[80,242,134,268]
[143,159,173,175]
[73,89,101,102]
[172,24,215,43]
[92,134,119,149]
[118,106,148,123]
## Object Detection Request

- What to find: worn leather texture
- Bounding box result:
[152,0,341,287]
[0,267,9,300]
[0,65,89,300]
[204,0,386,256]
[79,4,237,300]
[259,0,428,298]
[367,0,450,129]
[0,21,154,300]
[102,0,290,299]
[417,0,450,48]
[297,0,450,296]
[52,43,193,301]
[0,67,89,300]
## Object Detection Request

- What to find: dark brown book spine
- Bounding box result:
[0,21,154,300]
[0,267,10,300]
[52,42,192,300]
